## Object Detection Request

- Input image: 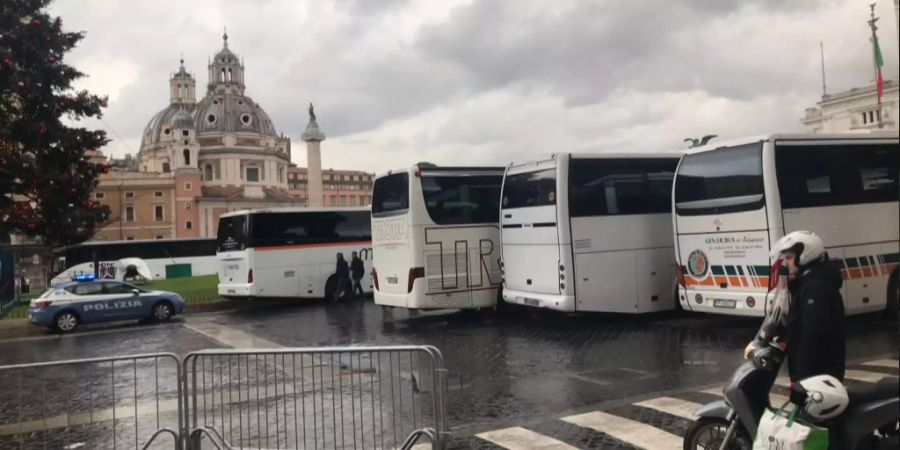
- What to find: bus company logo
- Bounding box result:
[373,220,406,242]
[705,236,736,244]
[687,250,709,278]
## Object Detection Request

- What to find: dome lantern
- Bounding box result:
[170,55,196,105]
[208,28,245,95]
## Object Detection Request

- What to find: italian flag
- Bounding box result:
[874,35,884,99]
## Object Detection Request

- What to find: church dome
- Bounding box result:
[170,109,194,128]
[141,104,192,147]
[193,94,277,136]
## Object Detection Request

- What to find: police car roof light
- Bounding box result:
[73,274,96,282]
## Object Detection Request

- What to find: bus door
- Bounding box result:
[501,162,561,298]
[371,172,414,305]
[674,143,771,313]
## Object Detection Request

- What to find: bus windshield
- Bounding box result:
[421,174,502,225]
[674,143,764,215]
[502,168,556,209]
[217,215,247,252]
[372,173,409,217]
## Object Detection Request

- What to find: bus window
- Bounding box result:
[217,215,247,252]
[421,175,501,225]
[570,159,675,216]
[372,173,409,216]
[502,169,556,209]
[674,143,764,215]
[776,144,899,208]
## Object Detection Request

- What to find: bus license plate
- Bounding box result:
[386,276,398,284]
[523,298,539,307]
[227,289,236,294]
[713,299,737,309]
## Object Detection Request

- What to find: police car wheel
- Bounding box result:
[54,311,78,333]
[151,302,173,322]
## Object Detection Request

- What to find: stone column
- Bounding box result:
[302,117,326,207]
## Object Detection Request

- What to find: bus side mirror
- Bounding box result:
[132,289,140,296]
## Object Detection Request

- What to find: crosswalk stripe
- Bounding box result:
[562,411,681,449]
[476,426,578,450]
[845,369,895,383]
[861,359,899,369]
[634,396,702,420]
[698,387,789,408]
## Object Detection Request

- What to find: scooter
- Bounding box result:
[683,340,899,450]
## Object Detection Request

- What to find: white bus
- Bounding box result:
[500,153,682,313]
[50,238,217,285]
[216,207,373,299]
[371,165,504,310]
[672,133,899,317]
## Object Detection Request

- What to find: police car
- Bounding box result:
[29,276,185,333]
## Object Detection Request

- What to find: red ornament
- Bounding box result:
[32,19,40,26]
[47,56,55,63]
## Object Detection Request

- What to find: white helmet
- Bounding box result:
[770,231,826,267]
[796,374,849,420]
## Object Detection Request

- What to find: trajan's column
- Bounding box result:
[302,103,325,207]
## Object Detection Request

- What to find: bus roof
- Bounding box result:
[220,206,371,218]
[508,151,681,168]
[680,132,899,156]
[375,165,505,179]
[53,237,215,252]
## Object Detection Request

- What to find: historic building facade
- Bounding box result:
[803,77,899,133]
[89,34,369,241]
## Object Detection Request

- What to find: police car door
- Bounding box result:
[70,282,122,322]
[99,282,145,320]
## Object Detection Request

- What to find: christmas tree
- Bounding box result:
[1,0,111,246]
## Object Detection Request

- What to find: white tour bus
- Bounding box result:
[50,238,217,285]
[672,133,899,317]
[216,207,373,299]
[500,153,682,313]
[371,165,504,310]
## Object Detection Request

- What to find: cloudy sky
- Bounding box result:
[50,0,899,174]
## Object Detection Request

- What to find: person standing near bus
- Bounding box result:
[334,253,351,301]
[350,251,365,299]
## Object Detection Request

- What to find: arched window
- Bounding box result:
[183,149,190,166]
[227,68,232,82]
[220,68,226,82]
[204,164,213,181]
[162,162,171,173]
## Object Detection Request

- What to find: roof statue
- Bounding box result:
[308,103,316,121]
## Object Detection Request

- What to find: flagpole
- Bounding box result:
[868,3,884,129]
[820,41,827,97]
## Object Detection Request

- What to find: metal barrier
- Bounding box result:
[182,346,448,450]
[0,353,183,450]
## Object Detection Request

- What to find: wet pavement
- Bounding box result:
[0,299,896,449]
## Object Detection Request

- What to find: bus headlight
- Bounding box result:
[746,297,756,308]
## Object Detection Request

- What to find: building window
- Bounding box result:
[155,235,164,239]
[125,191,134,199]
[184,182,192,191]
[94,192,105,200]
[182,130,189,137]
[125,236,135,241]
[125,206,135,222]
[154,191,163,198]
[329,195,337,205]
[154,205,164,221]
[162,162,171,173]
[185,203,192,210]
[246,167,260,182]
[204,164,213,181]
[186,221,193,230]
[183,149,191,166]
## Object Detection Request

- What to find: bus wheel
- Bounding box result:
[324,276,338,302]
[885,271,899,321]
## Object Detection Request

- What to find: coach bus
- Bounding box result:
[500,153,682,313]
[672,132,899,317]
[50,238,217,285]
[216,207,373,299]
[371,164,504,310]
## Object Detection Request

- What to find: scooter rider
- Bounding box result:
[744,231,846,387]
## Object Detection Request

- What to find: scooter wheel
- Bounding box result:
[683,417,752,450]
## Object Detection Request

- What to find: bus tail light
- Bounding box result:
[34,300,53,309]
[248,269,254,284]
[372,268,379,291]
[675,263,686,288]
[408,267,424,293]
[767,259,782,292]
